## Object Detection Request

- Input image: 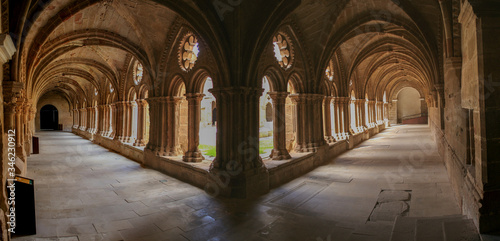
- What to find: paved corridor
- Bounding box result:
[15,125,463,241]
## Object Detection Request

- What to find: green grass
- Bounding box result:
[199,139,274,157]
[259,139,274,154]
[199,144,217,157]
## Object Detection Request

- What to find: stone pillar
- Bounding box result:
[290,94,326,152]
[166,97,184,156]
[145,98,160,154]
[15,102,23,149]
[322,96,334,143]
[268,92,291,160]
[73,109,78,129]
[85,107,92,132]
[208,87,269,198]
[332,97,340,140]
[98,105,105,136]
[337,97,349,139]
[134,99,148,147]
[3,82,23,132]
[109,104,116,138]
[183,94,204,162]
[113,102,125,141]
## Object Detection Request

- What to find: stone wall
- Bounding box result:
[35,92,72,131]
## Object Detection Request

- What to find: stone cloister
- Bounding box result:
[0,0,499,239]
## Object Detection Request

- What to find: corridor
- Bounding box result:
[15,125,465,241]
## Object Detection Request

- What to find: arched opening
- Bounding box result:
[259,76,274,158]
[286,82,297,151]
[40,105,59,130]
[199,77,217,159]
[397,87,426,124]
[131,92,138,143]
[178,84,189,153]
[350,91,357,133]
[330,99,335,137]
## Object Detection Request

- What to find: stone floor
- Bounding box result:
[13,125,476,241]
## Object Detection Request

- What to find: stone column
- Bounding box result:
[109,104,116,138]
[268,92,291,160]
[98,105,105,136]
[113,102,125,141]
[3,81,23,132]
[73,109,78,129]
[322,96,334,143]
[85,107,92,132]
[134,99,148,147]
[290,94,326,152]
[208,87,269,198]
[166,97,184,156]
[332,98,340,140]
[183,94,204,162]
[341,97,350,137]
[145,98,160,153]
[15,102,23,148]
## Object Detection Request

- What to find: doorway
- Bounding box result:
[40,105,59,130]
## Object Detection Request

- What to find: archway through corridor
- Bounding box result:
[260,76,274,158]
[199,77,217,159]
[40,105,59,130]
[393,87,428,124]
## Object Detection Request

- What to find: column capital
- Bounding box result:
[289,93,323,103]
[209,86,263,99]
[323,96,334,102]
[185,93,205,101]
[268,91,289,101]
[167,96,185,104]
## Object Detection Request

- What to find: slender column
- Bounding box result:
[159,97,169,155]
[145,98,160,153]
[322,96,334,143]
[290,94,326,152]
[124,101,132,142]
[183,94,204,162]
[86,107,92,132]
[109,104,116,138]
[166,97,184,156]
[113,102,124,141]
[268,92,291,160]
[341,97,350,137]
[332,98,340,140]
[15,102,23,148]
[134,99,148,146]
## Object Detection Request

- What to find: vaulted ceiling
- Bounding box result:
[9,0,445,108]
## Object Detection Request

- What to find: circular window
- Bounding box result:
[272,33,292,69]
[134,62,144,85]
[180,34,200,71]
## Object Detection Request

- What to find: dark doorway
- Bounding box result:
[40,105,58,130]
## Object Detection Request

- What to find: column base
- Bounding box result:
[271,149,291,160]
[183,151,203,162]
[165,146,183,156]
[206,166,269,198]
[133,139,146,147]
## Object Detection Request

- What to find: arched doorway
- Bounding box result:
[40,105,59,130]
[396,87,426,124]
